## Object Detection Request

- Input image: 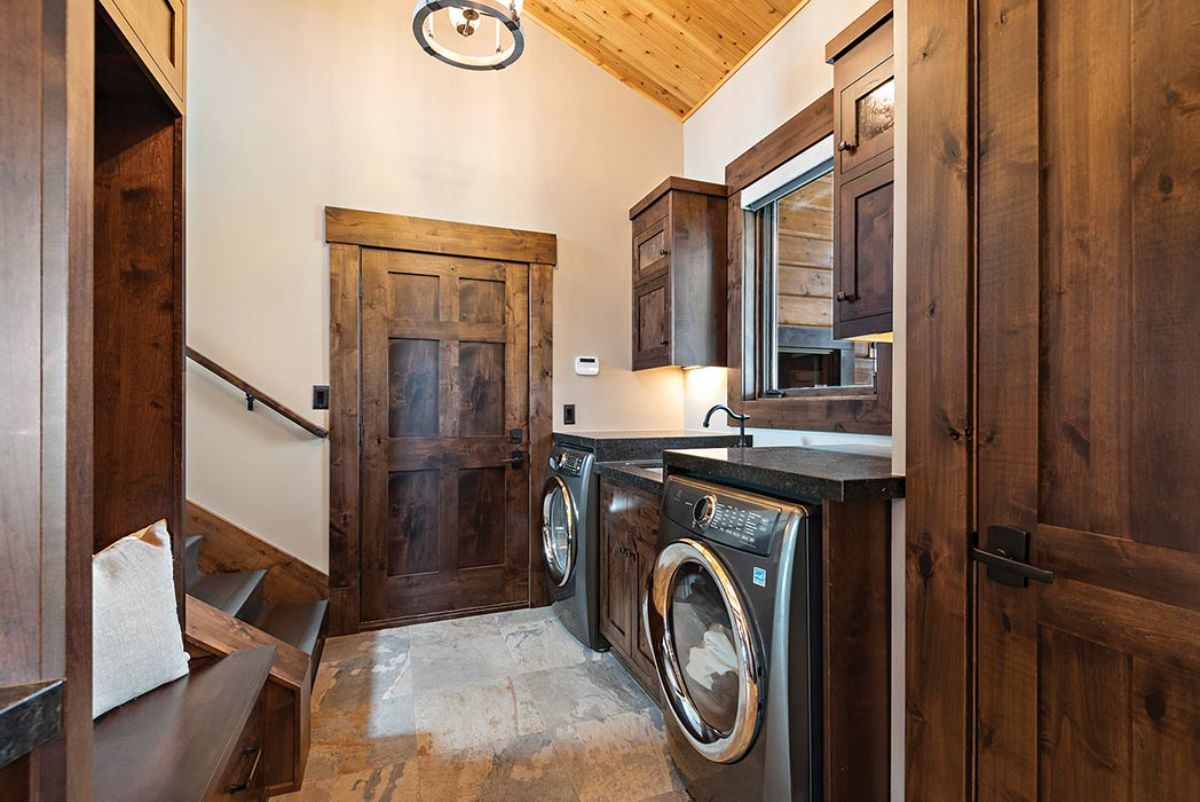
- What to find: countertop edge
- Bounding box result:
[595,462,664,496]
[662,448,905,504]
[0,679,63,769]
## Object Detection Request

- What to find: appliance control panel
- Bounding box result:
[551,449,591,477]
[664,478,789,557]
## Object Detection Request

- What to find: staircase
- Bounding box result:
[183,531,328,796]
[184,535,328,659]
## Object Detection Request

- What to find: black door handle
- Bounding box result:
[970,546,1054,585]
[500,450,527,467]
[970,525,1054,587]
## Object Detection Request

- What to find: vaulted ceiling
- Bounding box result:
[526,0,812,119]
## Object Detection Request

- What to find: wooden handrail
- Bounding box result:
[186,347,328,439]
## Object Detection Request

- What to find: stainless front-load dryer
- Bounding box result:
[644,475,822,801]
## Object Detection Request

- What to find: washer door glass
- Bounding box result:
[671,562,740,733]
[541,477,575,587]
[644,538,762,764]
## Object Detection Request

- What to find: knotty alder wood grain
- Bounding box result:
[326,210,554,633]
[185,596,314,795]
[0,2,95,798]
[822,498,889,802]
[904,0,972,798]
[972,1,1200,800]
[360,249,532,625]
[186,501,328,605]
[325,207,556,266]
[525,0,810,118]
[528,263,554,608]
[327,244,361,635]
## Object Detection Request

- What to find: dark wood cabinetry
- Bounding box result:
[828,2,894,340]
[628,178,727,370]
[598,480,661,694]
[97,0,187,112]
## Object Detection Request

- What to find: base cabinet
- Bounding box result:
[598,480,661,695]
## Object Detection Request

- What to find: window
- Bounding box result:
[743,138,877,396]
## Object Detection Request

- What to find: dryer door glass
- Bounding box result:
[645,538,762,764]
[541,477,575,587]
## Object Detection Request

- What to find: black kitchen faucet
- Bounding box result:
[702,404,751,448]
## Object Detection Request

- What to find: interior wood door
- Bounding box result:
[360,248,531,624]
[975,0,1200,798]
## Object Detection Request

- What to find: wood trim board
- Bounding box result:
[904,0,974,798]
[325,207,557,266]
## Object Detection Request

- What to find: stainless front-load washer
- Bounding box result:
[540,445,606,651]
[644,475,822,801]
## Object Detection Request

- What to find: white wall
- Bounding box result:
[681,0,906,796]
[185,0,686,571]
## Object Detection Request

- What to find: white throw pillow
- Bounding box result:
[92,519,190,718]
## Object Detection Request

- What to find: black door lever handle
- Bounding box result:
[970,546,1054,585]
[971,525,1054,587]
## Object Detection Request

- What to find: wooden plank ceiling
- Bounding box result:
[525,0,812,119]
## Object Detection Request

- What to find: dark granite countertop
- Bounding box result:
[0,679,62,769]
[553,430,747,461]
[595,460,665,496]
[663,446,904,503]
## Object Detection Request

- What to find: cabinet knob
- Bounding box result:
[660,339,669,347]
[837,139,856,152]
[836,291,858,302]
[659,249,669,257]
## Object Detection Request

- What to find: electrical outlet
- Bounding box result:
[563,404,576,425]
[313,385,330,410]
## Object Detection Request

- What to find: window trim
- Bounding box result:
[724,90,892,434]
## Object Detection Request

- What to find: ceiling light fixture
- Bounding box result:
[412,0,524,71]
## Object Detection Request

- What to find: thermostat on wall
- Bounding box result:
[574,356,600,376]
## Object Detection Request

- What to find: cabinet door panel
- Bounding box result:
[834,161,894,339]
[599,504,632,653]
[632,534,659,683]
[634,216,671,281]
[632,275,671,369]
[838,58,895,179]
[98,0,187,111]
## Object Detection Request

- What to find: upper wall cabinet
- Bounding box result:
[827,1,893,341]
[98,0,188,112]
[629,178,728,370]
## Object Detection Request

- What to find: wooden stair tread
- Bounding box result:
[93,646,275,802]
[187,568,266,617]
[250,600,328,656]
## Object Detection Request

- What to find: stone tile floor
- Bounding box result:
[278,606,688,802]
